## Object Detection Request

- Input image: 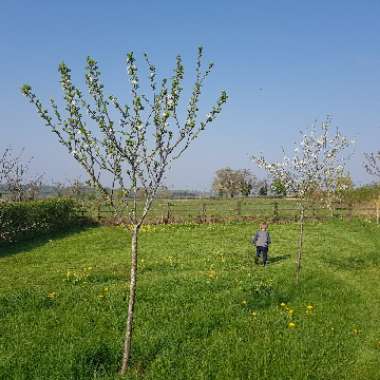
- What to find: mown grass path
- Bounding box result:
[0,221,379,379]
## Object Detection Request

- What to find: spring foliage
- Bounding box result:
[0,199,86,245]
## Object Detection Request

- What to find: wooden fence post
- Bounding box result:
[202,203,207,223]
[166,202,172,224]
[236,200,242,217]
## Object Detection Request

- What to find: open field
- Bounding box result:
[1,221,380,379]
[88,197,380,224]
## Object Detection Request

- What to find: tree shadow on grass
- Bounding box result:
[268,254,291,265]
[0,224,97,259]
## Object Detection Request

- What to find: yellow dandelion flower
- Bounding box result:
[288,322,296,329]
[104,287,109,292]
[47,292,56,299]
[306,305,314,311]
[241,300,247,306]
[280,302,286,308]
[252,311,257,317]
[98,294,104,299]
[288,309,294,316]
[208,270,216,279]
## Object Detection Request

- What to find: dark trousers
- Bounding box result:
[256,246,268,265]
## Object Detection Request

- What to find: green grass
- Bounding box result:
[92,197,356,224]
[1,221,380,379]
[90,197,379,224]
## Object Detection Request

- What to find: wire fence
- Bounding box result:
[86,200,380,225]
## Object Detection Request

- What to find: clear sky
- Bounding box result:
[1,0,380,190]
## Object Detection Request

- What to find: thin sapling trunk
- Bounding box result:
[119,225,139,375]
[296,203,305,284]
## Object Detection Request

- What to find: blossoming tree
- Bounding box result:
[0,147,42,202]
[21,48,227,374]
[253,119,352,283]
[364,150,380,179]
[364,149,380,222]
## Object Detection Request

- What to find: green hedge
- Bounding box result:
[0,199,91,245]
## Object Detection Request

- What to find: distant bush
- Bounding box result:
[343,184,380,205]
[0,199,91,245]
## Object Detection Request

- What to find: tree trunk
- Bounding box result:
[119,226,139,375]
[296,204,305,284]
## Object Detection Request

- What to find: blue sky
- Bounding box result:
[1,0,380,189]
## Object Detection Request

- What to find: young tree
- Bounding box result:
[364,150,380,219]
[22,47,227,374]
[364,151,380,179]
[52,181,66,198]
[0,148,13,186]
[253,119,352,283]
[0,148,14,200]
[68,177,86,200]
[26,174,44,200]
[0,147,41,202]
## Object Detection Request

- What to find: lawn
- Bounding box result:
[0,221,379,379]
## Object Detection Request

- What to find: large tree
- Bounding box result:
[212,168,256,197]
[22,48,227,374]
[238,169,257,197]
[212,167,240,197]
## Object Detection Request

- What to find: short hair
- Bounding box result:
[260,222,268,229]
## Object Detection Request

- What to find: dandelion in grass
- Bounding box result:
[241,300,247,306]
[47,292,56,299]
[251,311,257,317]
[280,302,286,308]
[288,322,296,329]
[306,304,314,315]
[208,270,216,279]
[288,309,294,317]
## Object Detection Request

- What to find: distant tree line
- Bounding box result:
[211,167,289,198]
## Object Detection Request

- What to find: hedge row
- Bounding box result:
[0,199,91,245]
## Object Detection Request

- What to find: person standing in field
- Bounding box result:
[252,222,271,266]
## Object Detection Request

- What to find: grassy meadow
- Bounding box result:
[91,197,379,224]
[1,220,380,379]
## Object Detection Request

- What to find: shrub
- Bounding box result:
[0,199,91,245]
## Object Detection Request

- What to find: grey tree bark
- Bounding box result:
[119,226,139,375]
[296,204,305,284]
